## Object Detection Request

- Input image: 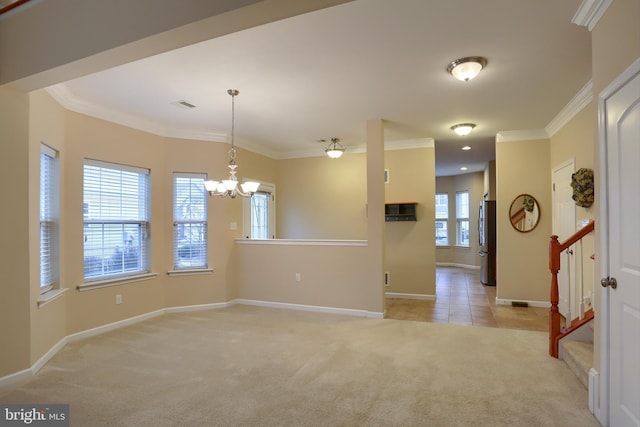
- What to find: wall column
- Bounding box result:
[366,119,385,314]
[0,85,31,377]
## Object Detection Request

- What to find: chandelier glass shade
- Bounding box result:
[325,138,345,158]
[204,89,260,198]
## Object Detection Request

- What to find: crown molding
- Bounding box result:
[495,129,549,143]
[545,80,593,137]
[277,138,434,160]
[385,138,435,151]
[571,0,613,31]
[46,83,229,143]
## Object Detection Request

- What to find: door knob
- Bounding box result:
[600,276,618,289]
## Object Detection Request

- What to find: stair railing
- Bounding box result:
[548,220,594,358]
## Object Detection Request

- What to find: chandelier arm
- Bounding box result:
[207,89,260,199]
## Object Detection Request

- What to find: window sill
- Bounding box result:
[38,288,69,308]
[167,268,214,276]
[78,272,158,292]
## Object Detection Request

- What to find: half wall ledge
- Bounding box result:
[235,239,367,246]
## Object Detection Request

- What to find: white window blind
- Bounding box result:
[173,173,207,269]
[456,191,470,246]
[83,160,150,280]
[435,193,448,246]
[40,144,59,291]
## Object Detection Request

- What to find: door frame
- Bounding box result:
[596,56,640,427]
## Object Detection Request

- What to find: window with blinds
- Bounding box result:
[40,144,59,292]
[83,160,150,280]
[435,193,448,246]
[173,173,207,269]
[456,191,470,247]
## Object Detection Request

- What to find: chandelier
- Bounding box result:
[204,89,260,198]
[325,137,345,158]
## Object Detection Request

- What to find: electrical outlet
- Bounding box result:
[384,272,390,287]
[115,294,123,305]
[295,273,301,282]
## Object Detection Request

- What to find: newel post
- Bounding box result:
[549,235,561,358]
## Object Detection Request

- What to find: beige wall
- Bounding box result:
[276,154,367,240]
[384,147,436,296]
[63,112,168,334]
[495,138,551,303]
[590,0,640,379]
[234,242,376,312]
[0,86,31,377]
[28,90,68,363]
[435,172,484,268]
[550,103,596,171]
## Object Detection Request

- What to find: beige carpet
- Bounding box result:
[0,305,600,426]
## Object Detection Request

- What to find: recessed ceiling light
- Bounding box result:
[460,167,468,171]
[447,56,487,82]
[451,123,476,136]
[462,146,471,151]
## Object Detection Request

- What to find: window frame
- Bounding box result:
[456,190,470,247]
[82,159,151,283]
[243,181,276,239]
[435,193,449,246]
[172,172,208,270]
[40,144,59,293]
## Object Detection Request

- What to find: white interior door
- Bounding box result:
[553,160,576,319]
[603,60,640,427]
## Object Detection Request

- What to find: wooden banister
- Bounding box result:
[0,0,31,15]
[510,206,526,226]
[549,220,594,357]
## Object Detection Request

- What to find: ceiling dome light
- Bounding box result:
[447,56,487,82]
[461,146,471,151]
[451,123,476,136]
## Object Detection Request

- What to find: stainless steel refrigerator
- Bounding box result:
[478,200,496,286]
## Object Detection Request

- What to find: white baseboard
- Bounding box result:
[31,337,68,375]
[165,302,231,314]
[232,299,384,319]
[0,299,383,388]
[495,298,550,308]
[66,309,166,345]
[588,368,599,416]
[436,262,480,270]
[385,292,436,301]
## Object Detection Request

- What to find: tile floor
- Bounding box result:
[385,266,550,332]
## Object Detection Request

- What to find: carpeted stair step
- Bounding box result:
[560,340,593,388]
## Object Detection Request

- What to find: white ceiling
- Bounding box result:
[49,0,591,176]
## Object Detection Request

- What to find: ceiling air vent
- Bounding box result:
[171,100,196,109]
